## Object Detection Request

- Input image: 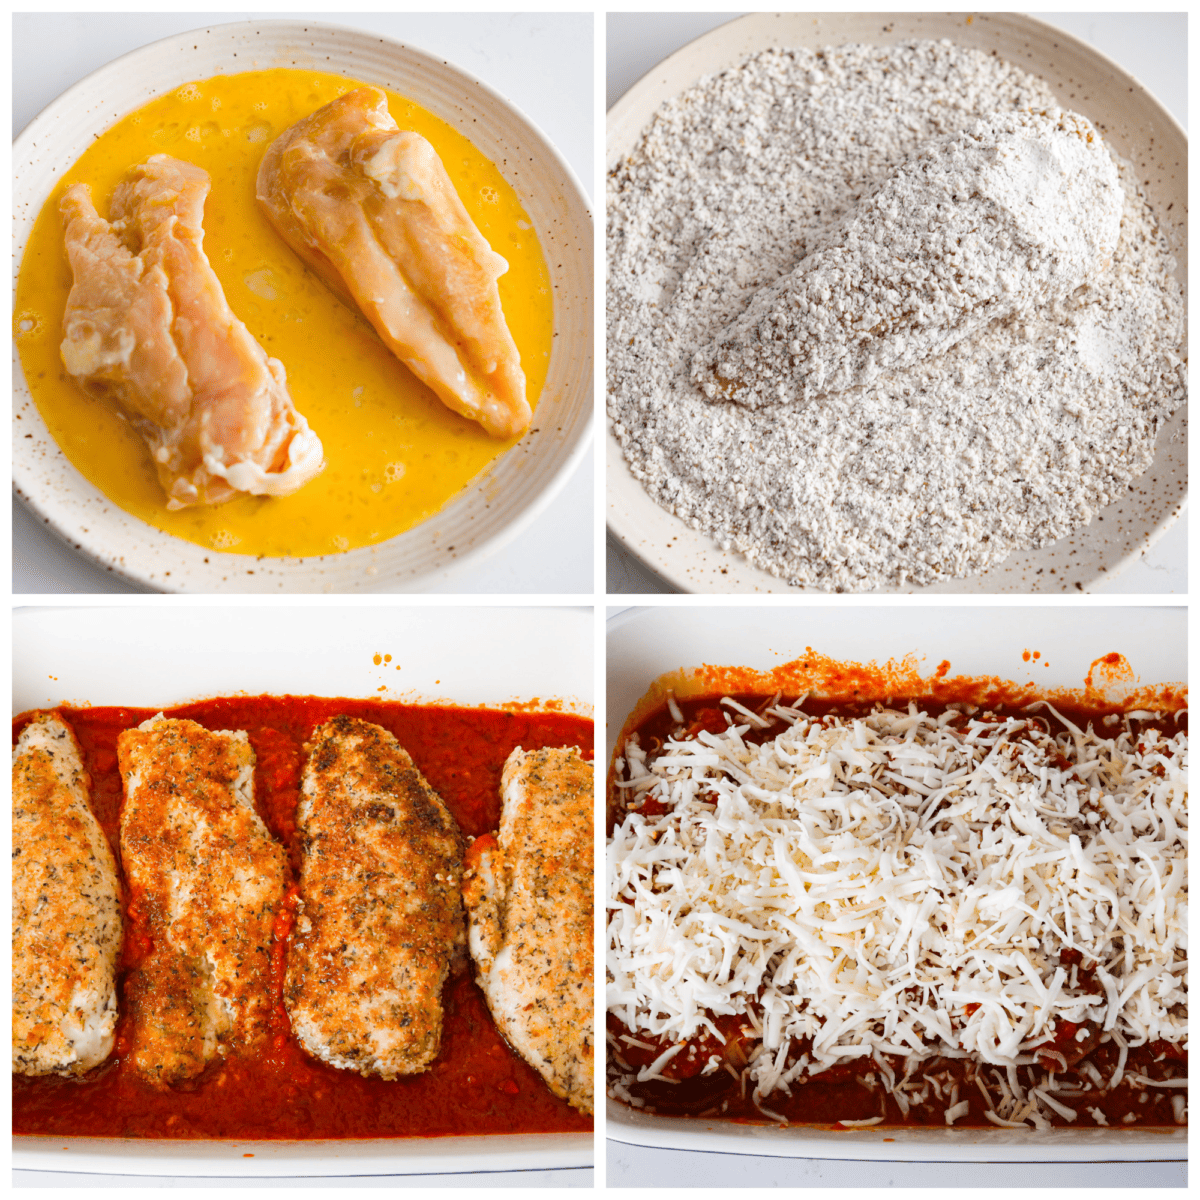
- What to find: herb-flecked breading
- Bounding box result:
[118,714,287,1088]
[13,711,123,1078]
[286,715,466,1079]
[463,746,594,1113]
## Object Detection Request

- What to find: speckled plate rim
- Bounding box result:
[605,12,1186,595]
[14,19,593,594]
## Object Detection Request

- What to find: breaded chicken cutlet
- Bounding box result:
[286,715,466,1079]
[13,712,123,1078]
[463,746,594,1113]
[118,715,287,1088]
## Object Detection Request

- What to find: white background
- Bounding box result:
[12,11,594,597]
[606,11,1188,596]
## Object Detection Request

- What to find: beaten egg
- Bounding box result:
[14,69,553,558]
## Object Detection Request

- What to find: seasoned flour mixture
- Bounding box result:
[607,41,1186,591]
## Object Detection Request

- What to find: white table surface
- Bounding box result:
[606,1144,1186,1189]
[12,11,594,596]
[605,11,1188,595]
[14,1168,592,1190]
[603,605,1186,1187]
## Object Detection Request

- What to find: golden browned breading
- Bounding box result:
[462,746,594,1113]
[118,715,287,1088]
[286,716,465,1078]
[13,711,122,1078]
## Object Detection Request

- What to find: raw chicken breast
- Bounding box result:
[692,109,1124,409]
[462,746,594,1113]
[286,716,466,1079]
[257,88,531,439]
[13,712,122,1078]
[60,155,324,509]
[118,715,287,1088]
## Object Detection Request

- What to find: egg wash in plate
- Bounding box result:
[14,68,552,558]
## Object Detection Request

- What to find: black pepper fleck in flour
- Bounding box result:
[607,40,1186,591]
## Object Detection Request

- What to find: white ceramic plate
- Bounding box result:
[14,19,593,594]
[606,604,1186,1160]
[13,603,594,1175]
[606,12,1187,594]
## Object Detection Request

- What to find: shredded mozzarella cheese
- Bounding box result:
[607,702,1187,1127]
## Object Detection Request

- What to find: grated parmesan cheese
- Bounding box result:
[607,702,1187,1128]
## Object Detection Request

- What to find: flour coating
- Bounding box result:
[692,109,1123,409]
[607,40,1186,591]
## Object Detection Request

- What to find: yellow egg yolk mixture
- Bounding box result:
[14,69,553,558]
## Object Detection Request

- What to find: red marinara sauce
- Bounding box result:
[608,692,1186,1130]
[13,696,594,1140]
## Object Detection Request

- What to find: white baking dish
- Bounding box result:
[13,603,594,1176]
[605,604,1186,1161]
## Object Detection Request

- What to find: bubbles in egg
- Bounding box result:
[243,269,280,301]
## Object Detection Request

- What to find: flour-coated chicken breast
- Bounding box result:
[60,156,323,508]
[462,746,594,1113]
[691,109,1124,410]
[13,712,122,1078]
[118,715,287,1088]
[257,87,530,439]
[286,716,466,1079]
